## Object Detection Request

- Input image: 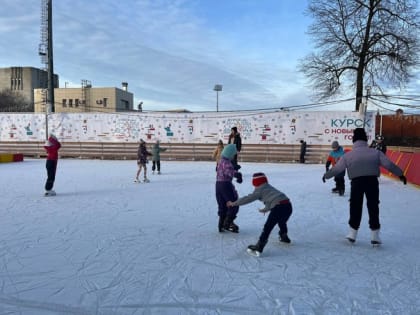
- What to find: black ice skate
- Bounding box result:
[247,240,267,257]
[279,233,291,244]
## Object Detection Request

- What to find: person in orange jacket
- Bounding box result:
[43,133,61,196]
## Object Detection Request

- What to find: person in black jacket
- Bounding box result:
[228,127,242,170]
[370,135,387,154]
[299,140,307,163]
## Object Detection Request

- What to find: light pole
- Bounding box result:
[213,84,222,112]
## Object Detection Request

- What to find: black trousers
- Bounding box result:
[334,172,345,191]
[45,159,58,191]
[349,176,380,230]
[259,203,293,243]
[152,161,160,172]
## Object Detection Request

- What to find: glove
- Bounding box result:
[399,175,407,185]
[322,175,326,183]
[234,172,243,184]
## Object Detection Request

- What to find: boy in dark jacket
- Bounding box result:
[227,173,293,257]
[325,141,346,195]
[215,144,243,233]
[44,133,61,196]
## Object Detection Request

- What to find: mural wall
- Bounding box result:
[0,111,375,145]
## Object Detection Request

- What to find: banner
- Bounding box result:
[0,111,375,145]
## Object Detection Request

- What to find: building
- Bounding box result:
[0,66,59,109]
[34,82,133,113]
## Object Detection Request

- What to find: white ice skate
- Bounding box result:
[371,229,382,247]
[346,227,358,243]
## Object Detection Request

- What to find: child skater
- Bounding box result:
[215,144,243,233]
[151,140,167,174]
[325,141,346,195]
[212,139,224,171]
[43,133,61,196]
[135,139,152,183]
[227,172,293,257]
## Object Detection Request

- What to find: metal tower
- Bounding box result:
[39,0,55,114]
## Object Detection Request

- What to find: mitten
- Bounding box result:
[399,175,407,185]
[234,172,243,184]
[322,175,326,183]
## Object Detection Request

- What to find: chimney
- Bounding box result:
[122,82,128,91]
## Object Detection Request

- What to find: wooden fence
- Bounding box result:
[1,141,418,164]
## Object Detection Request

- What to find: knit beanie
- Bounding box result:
[221,144,237,160]
[331,141,339,149]
[252,172,268,187]
[352,128,367,142]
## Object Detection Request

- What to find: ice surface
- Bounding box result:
[0,159,419,314]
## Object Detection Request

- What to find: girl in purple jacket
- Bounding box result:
[215,144,242,233]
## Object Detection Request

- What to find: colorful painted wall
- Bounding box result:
[0,111,375,145]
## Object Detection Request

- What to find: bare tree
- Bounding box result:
[299,0,420,111]
[0,89,33,112]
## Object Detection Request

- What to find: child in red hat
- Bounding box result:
[227,172,293,257]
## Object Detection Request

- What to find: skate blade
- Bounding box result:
[346,237,356,245]
[371,241,381,247]
[246,248,261,257]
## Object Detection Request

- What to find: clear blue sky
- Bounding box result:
[0,0,418,112]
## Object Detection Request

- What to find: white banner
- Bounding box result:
[0,111,375,145]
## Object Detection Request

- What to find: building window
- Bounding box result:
[62,99,67,107]
[75,99,79,107]
[69,99,73,107]
[103,98,108,107]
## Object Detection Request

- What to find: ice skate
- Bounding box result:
[44,190,56,196]
[226,222,239,233]
[247,240,267,257]
[134,178,140,183]
[331,187,339,193]
[346,227,358,243]
[223,216,239,233]
[158,171,161,175]
[371,229,382,246]
[143,178,150,183]
[279,233,291,244]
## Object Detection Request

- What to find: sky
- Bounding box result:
[0,0,419,112]
[0,159,419,314]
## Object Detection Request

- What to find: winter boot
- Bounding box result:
[346,227,358,243]
[371,229,382,245]
[247,240,267,257]
[279,233,291,244]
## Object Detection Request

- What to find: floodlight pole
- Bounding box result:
[213,84,223,112]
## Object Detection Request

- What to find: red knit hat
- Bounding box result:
[252,173,268,187]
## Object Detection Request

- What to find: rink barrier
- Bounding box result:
[380,149,420,186]
[0,141,332,163]
[0,141,418,166]
[0,153,23,163]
